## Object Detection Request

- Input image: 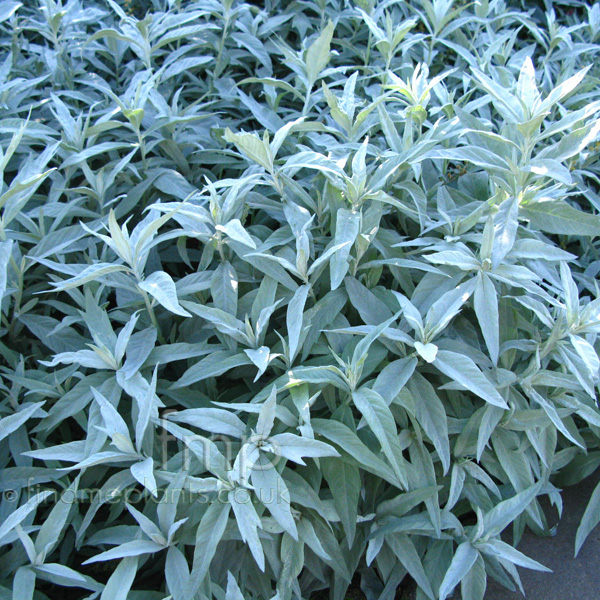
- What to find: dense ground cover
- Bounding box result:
[1,0,600,599]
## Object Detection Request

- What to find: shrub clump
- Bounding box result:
[1,1,600,599]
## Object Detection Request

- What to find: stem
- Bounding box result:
[140,288,165,344]
[302,86,312,116]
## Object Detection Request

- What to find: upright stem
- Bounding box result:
[140,288,165,344]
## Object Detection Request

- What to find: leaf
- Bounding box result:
[138,271,191,317]
[439,542,479,600]
[387,534,435,600]
[321,457,360,546]
[229,488,265,571]
[171,351,252,388]
[0,491,53,544]
[217,219,257,248]
[0,2,21,23]
[185,501,231,598]
[48,263,129,291]
[414,341,438,363]
[100,557,139,600]
[330,209,360,290]
[433,350,508,408]
[286,284,310,364]
[0,402,44,443]
[211,261,238,315]
[482,483,542,538]
[352,388,408,489]
[251,454,298,540]
[83,539,164,565]
[256,385,278,439]
[520,199,600,236]
[305,20,335,86]
[473,273,499,364]
[576,479,600,556]
[312,418,400,485]
[480,539,551,572]
[169,407,246,438]
[130,456,158,497]
[224,129,273,171]
[0,239,13,304]
[269,432,340,464]
[406,373,450,474]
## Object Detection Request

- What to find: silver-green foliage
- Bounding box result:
[1,0,600,599]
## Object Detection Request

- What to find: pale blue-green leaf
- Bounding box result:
[305,20,335,85]
[245,346,275,381]
[100,557,138,600]
[268,432,340,464]
[256,384,278,438]
[0,402,44,443]
[480,539,551,572]
[433,350,507,408]
[83,539,164,565]
[312,418,399,485]
[520,199,600,236]
[321,457,360,546]
[217,219,256,248]
[251,455,298,540]
[185,502,231,598]
[287,284,310,363]
[168,408,246,438]
[211,261,238,315]
[352,388,408,489]
[130,456,158,497]
[225,571,246,600]
[482,483,542,539]
[0,491,53,544]
[229,489,265,571]
[171,351,252,388]
[138,271,191,317]
[415,341,438,363]
[330,209,360,290]
[48,263,129,291]
[473,273,499,364]
[439,542,479,600]
[387,533,435,600]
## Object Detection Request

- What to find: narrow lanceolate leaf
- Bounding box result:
[305,20,335,86]
[352,388,408,489]
[0,492,53,544]
[481,483,542,538]
[321,457,360,546]
[473,273,499,364]
[0,239,13,303]
[286,284,310,364]
[479,539,551,572]
[433,350,507,408]
[100,557,138,600]
[576,480,600,556]
[0,402,45,443]
[439,542,479,600]
[387,534,435,600]
[83,539,164,565]
[330,209,360,290]
[48,263,129,291]
[138,271,191,317]
[211,260,238,315]
[520,199,600,236]
[229,489,265,571]
[185,501,231,598]
[217,219,257,248]
[171,351,252,388]
[251,455,298,540]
